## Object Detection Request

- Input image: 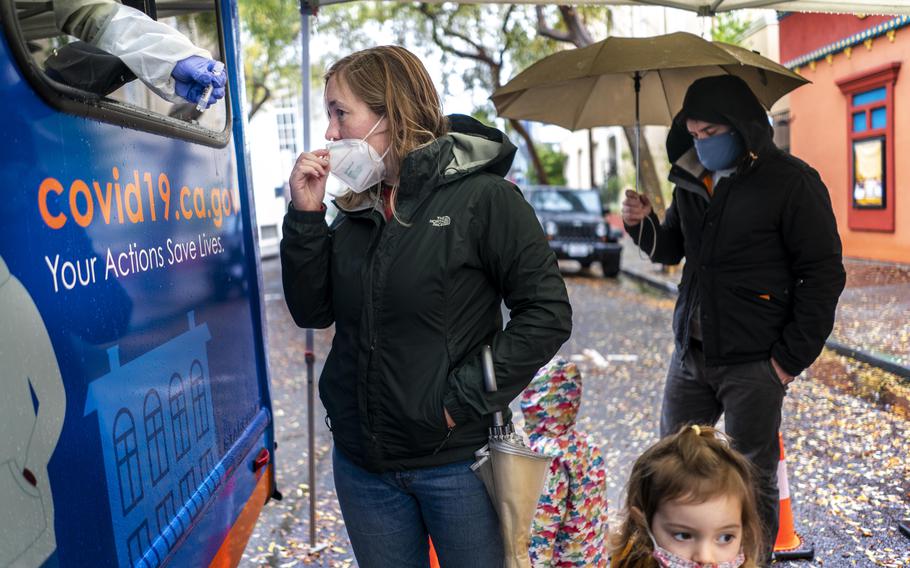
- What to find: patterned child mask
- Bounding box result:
[650,532,745,568]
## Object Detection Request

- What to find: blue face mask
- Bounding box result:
[694,130,744,171]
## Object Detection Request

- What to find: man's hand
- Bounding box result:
[621,189,653,226]
[444,407,455,429]
[770,357,795,386]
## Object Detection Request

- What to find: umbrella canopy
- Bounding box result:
[472,440,552,568]
[492,31,808,131]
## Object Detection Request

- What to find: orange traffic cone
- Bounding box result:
[772,433,815,561]
[429,537,441,568]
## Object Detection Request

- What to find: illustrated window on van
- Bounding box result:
[11,0,228,134]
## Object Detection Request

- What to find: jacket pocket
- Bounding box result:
[714,285,789,359]
[733,285,790,308]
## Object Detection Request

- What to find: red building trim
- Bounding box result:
[837,62,900,232]
[779,14,892,64]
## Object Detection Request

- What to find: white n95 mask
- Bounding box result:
[327,117,389,193]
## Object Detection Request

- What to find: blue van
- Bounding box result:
[0,1,277,566]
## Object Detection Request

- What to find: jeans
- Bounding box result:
[660,342,787,563]
[332,447,503,568]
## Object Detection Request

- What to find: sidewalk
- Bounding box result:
[619,236,910,378]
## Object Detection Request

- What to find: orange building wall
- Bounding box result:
[788,29,910,263]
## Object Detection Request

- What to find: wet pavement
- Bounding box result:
[243,255,910,567]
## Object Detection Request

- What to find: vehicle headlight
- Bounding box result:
[545,221,558,236]
[595,222,607,237]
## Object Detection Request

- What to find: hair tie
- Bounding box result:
[690,424,701,436]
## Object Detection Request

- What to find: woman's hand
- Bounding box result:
[621,189,653,226]
[289,149,330,211]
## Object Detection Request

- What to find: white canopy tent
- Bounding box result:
[599,0,910,16]
[307,0,910,16]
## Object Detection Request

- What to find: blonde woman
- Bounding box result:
[280,45,572,567]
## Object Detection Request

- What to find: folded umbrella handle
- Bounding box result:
[481,345,506,429]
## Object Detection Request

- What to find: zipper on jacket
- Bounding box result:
[363,210,385,435]
[432,427,455,455]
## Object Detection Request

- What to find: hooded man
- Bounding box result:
[621,75,845,561]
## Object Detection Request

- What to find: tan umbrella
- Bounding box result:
[492,31,809,189]
[493,31,807,130]
[471,346,551,568]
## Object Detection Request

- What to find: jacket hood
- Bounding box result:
[520,357,581,437]
[335,114,516,213]
[667,74,774,165]
[406,113,517,186]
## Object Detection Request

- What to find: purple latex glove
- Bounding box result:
[172,56,227,107]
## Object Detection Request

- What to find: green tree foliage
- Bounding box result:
[711,13,753,46]
[237,0,302,119]
[527,144,567,186]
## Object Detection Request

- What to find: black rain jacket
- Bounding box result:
[281,115,572,472]
[626,78,845,376]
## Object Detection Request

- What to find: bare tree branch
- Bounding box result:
[248,82,270,120]
[498,5,517,65]
[558,5,595,47]
[535,6,571,43]
[510,119,549,185]
[418,4,496,67]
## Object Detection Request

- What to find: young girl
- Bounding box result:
[520,357,607,567]
[610,425,764,568]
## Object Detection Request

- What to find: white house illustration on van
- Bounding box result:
[0,255,66,568]
[84,311,219,568]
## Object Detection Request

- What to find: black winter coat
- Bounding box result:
[626,92,845,377]
[281,115,572,472]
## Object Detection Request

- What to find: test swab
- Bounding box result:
[196,61,224,112]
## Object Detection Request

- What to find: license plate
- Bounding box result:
[566,243,592,258]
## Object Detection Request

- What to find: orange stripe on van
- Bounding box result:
[759,294,771,301]
[208,464,272,568]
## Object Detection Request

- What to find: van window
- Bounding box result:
[10,0,228,134]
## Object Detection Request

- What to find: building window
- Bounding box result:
[276,108,298,154]
[199,448,215,479]
[179,468,197,514]
[190,360,209,440]
[143,390,170,486]
[114,409,143,515]
[771,111,791,154]
[261,224,279,241]
[837,62,901,232]
[169,373,192,462]
[155,492,176,534]
[852,137,885,208]
[126,520,151,567]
